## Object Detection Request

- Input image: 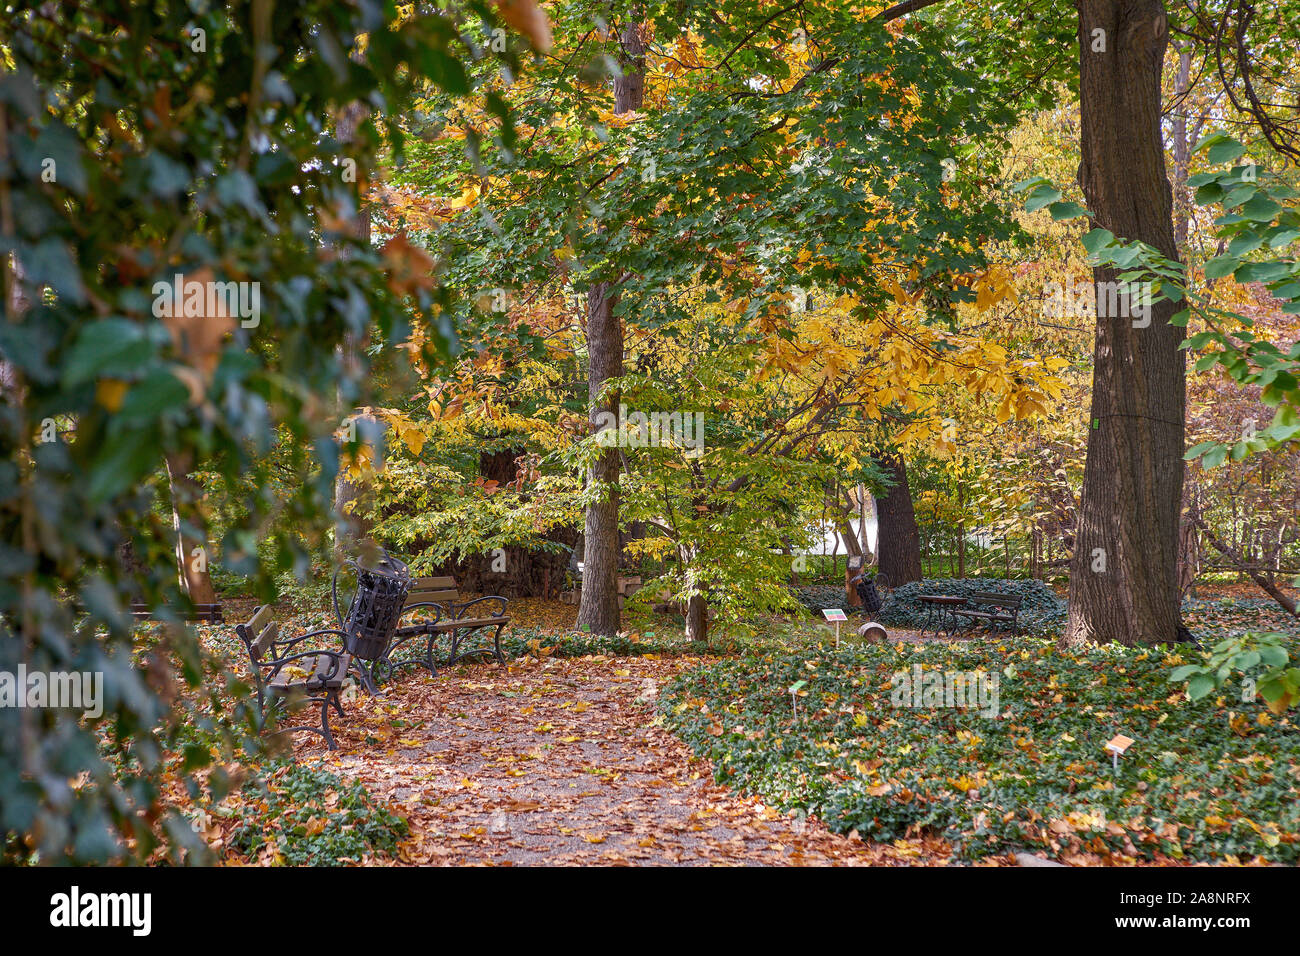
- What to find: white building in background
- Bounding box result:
[797,515,879,560]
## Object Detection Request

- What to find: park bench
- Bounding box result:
[385,576,510,677]
[951,591,1023,635]
[235,605,353,750]
[131,601,223,623]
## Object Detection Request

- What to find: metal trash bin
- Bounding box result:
[334,549,411,662]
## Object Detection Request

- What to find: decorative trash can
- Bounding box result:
[334,549,412,662]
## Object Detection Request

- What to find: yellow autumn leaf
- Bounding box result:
[447,183,480,211]
[95,378,129,411]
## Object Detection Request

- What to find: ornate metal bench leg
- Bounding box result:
[320,698,337,750]
[423,632,440,675]
[492,624,506,665]
[351,659,381,697]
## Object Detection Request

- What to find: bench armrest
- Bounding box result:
[267,648,349,683]
[453,595,509,619]
[275,627,353,655]
[396,601,446,628]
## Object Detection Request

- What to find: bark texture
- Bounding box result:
[876,455,923,586]
[577,286,625,635]
[576,19,645,637]
[1064,0,1186,647]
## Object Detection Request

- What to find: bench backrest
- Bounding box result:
[404,576,461,609]
[969,592,1023,608]
[130,601,224,623]
[235,604,279,663]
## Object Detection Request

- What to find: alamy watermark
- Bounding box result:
[1042,280,1153,328]
[890,664,999,717]
[1,665,103,718]
[152,273,261,328]
[50,886,150,936]
[594,404,704,456]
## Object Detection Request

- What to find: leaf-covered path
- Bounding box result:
[300,653,954,866]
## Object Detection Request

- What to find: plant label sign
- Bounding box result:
[1105,734,1134,773]
[822,609,847,622]
[1105,734,1134,755]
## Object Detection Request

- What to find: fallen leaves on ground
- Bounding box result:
[293,653,953,866]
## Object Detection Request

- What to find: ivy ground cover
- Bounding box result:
[660,619,1300,864]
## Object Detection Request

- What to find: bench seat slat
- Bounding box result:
[429,615,509,631]
[411,576,458,589]
[405,589,460,603]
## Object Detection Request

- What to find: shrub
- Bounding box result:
[661,628,1300,863]
[793,577,1067,634]
[220,761,408,866]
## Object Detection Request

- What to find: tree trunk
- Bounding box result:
[164,451,217,605]
[858,483,873,559]
[333,408,375,561]
[876,454,923,585]
[577,285,625,636]
[1063,0,1186,648]
[1170,42,1194,251]
[685,593,708,643]
[332,97,373,561]
[576,18,645,637]
[1176,475,1200,598]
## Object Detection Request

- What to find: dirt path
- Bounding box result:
[300,653,952,866]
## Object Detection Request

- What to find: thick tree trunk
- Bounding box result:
[1064,0,1186,648]
[876,454,923,585]
[577,18,645,637]
[685,594,708,642]
[164,451,217,605]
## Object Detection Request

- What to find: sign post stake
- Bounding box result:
[821,608,847,648]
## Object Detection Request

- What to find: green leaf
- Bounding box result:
[119,370,191,422]
[1081,228,1115,255]
[1239,195,1282,222]
[1258,644,1289,668]
[1048,201,1089,221]
[1206,138,1248,165]
[1025,184,1063,213]
[87,427,160,503]
[62,319,149,386]
[1204,256,1240,281]
[1201,444,1229,469]
[1187,673,1217,700]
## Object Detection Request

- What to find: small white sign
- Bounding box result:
[822,608,847,622]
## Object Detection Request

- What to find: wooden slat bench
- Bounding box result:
[235,605,353,750]
[384,576,510,677]
[132,601,224,623]
[951,592,1023,635]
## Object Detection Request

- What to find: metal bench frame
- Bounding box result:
[235,605,353,750]
[382,576,510,680]
[951,591,1024,635]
